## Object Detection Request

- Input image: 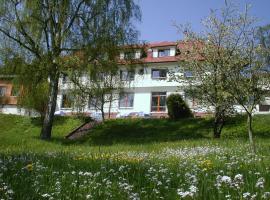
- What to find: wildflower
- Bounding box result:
[25,163,33,171]
[200,159,213,170]
[262,192,270,199]
[255,177,265,189]
[243,192,251,199]
[41,193,51,198]
[7,189,14,194]
[243,192,257,200]
[233,174,244,189]
[221,176,232,184]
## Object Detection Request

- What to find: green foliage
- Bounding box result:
[166,94,193,120]
[18,81,49,118]
[0,0,141,138]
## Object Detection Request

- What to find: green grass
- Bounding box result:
[1,114,270,199]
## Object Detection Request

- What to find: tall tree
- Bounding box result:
[173,2,247,138]
[224,24,270,153]
[0,0,140,139]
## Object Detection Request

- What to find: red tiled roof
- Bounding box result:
[68,40,203,65]
[142,56,178,63]
[148,41,177,48]
[135,40,202,64]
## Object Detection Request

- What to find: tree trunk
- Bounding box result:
[108,93,113,119]
[247,112,256,154]
[213,108,224,138]
[40,72,59,140]
[101,107,105,122]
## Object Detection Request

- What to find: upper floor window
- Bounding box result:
[124,52,135,59]
[158,49,170,57]
[184,71,193,78]
[151,69,167,79]
[119,93,134,108]
[120,70,135,81]
[88,96,101,110]
[0,86,7,97]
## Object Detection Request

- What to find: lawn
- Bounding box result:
[0,114,270,199]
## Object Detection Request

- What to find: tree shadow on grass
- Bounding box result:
[79,118,213,146]
[30,116,72,127]
[31,115,270,147]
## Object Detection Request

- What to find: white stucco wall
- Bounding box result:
[55,61,270,117]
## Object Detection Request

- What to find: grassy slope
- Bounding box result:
[1,114,270,199]
[0,115,82,152]
[0,113,270,153]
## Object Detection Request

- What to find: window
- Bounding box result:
[124,52,135,59]
[158,49,170,57]
[151,92,166,112]
[0,86,7,97]
[91,72,105,82]
[120,70,135,81]
[88,97,101,110]
[259,104,270,112]
[119,93,134,108]
[151,69,167,79]
[184,71,193,78]
[61,93,73,109]
[62,74,70,84]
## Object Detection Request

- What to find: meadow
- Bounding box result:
[0,114,270,199]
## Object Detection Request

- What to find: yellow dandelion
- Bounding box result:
[26,163,33,171]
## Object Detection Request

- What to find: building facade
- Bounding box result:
[56,41,270,119]
[0,76,20,114]
[1,41,270,117]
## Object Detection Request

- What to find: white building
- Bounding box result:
[56,41,270,119]
[1,41,269,117]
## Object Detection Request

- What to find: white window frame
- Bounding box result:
[158,49,170,57]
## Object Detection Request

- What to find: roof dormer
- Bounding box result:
[119,50,141,60]
[152,46,176,58]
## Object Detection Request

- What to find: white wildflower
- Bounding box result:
[42,193,51,198]
[262,192,270,199]
[221,176,232,184]
[243,192,251,199]
[255,177,265,189]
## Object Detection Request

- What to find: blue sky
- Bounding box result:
[135,0,270,42]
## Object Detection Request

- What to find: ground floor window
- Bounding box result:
[151,92,166,112]
[0,86,7,97]
[119,93,134,108]
[259,104,270,112]
[88,96,102,110]
[61,93,74,109]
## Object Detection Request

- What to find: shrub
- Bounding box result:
[166,93,193,120]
